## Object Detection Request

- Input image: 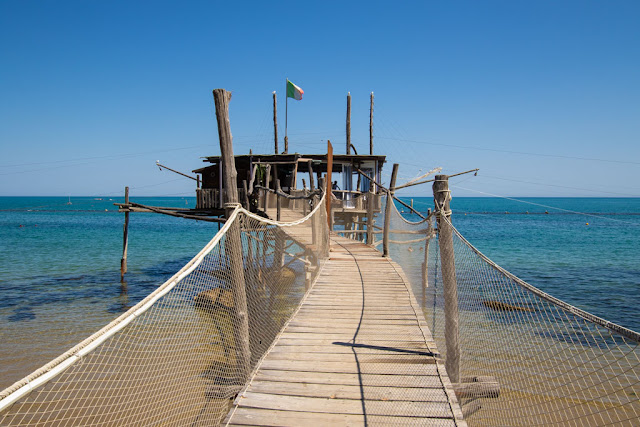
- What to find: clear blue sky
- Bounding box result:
[1,1,639,198]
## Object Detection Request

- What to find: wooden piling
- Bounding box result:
[273,91,278,154]
[120,186,129,282]
[212,88,251,381]
[383,163,399,257]
[432,174,460,383]
[346,92,351,154]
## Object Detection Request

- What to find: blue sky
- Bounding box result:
[1,1,639,197]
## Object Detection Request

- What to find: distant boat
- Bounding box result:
[66,196,72,205]
[94,198,103,201]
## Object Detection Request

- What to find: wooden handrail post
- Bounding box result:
[382,163,399,257]
[120,186,129,282]
[212,88,251,382]
[433,174,460,383]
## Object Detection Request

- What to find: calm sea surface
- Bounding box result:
[1,196,639,390]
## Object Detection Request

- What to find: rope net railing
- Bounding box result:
[0,194,329,426]
[381,199,640,425]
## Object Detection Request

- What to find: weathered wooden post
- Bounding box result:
[273,91,278,154]
[346,92,351,154]
[382,163,399,257]
[212,88,251,380]
[366,182,375,245]
[276,179,282,222]
[120,186,130,282]
[433,174,460,383]
[369,92,374,155]
[263,164,271,211]
[325,141,334,230]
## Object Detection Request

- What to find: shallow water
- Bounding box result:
[1,196,639,391]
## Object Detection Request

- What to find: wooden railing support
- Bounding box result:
[433,174,460,383]
[212,88,251,383]
[382,163,399,257]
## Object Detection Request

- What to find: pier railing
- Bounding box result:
[378,191,640,425]
[0,194,329,426]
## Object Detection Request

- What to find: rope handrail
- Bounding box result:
[443,215,640,344]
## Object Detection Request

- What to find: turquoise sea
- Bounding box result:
[1,196,639,390]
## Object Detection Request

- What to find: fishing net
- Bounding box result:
[383,197,640,426]
[0,194,329,426]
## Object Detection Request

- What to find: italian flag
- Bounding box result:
[286,79,304,100]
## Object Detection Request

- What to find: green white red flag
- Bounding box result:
[286,79,304,100]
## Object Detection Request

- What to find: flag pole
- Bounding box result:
[284,79,289,154]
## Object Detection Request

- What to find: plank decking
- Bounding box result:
[224,235,466,426]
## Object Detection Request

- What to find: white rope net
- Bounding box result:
[381,198,640,425]
[0,194,329,426]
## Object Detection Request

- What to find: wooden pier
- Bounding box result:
[224,235,466,426]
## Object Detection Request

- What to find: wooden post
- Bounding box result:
[120,186,129,282]
[366,182,374,245]
[382,163,399,257]
[346,92,351,154]
[276,179,282,221]
[273,91,278,154]
[307,160,315,191]
[369,92,374,155]
[433,174,460,383]
[284,136,288,154]
[212,88,251,380]
[263,164,271,211]
[325,141,333,229]
[242,180,249,210]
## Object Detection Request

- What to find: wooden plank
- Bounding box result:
[253,370,445,388]
[226,407,456,426]
[234,392,453,418]
[247,381,449,402]
[257,360,440,375]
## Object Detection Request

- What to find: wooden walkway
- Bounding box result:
[224,235,466,426]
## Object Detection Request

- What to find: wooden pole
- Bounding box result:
[366,182,374,245]
[242,180,249,210]
[382,163,399,257]
[273,91,278,154]
[120,186,129,282]
[369,92,374,155]
[307,160,315,191]
[325,141,333,229]
[276,179,282,222]
[433,174,460,383]
[263,164,271,211]
[212,88,251,379]
[346,92,351,155]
